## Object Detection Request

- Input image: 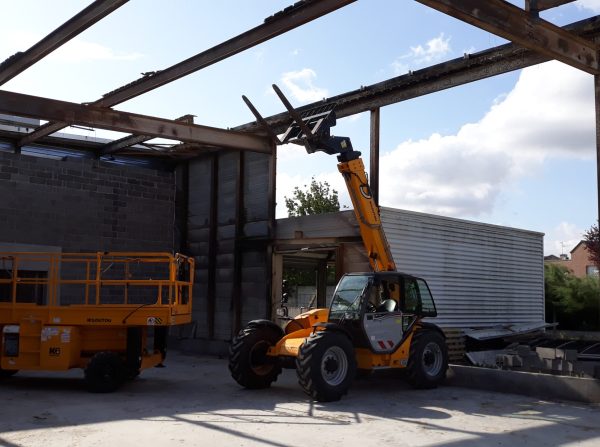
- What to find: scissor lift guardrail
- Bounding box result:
[0,252,194,392]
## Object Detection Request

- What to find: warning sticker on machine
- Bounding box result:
[147,317,163,326]
[41,327,59,342]
[61,329,71,344]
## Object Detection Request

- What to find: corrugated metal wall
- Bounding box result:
[380,207,545,328]
[187,150,274,341]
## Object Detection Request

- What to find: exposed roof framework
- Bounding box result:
[0,0,598,168]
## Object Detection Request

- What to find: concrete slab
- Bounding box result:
[448,365,600,404]
[0,352,599,447]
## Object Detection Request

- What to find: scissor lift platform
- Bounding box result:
[0,252,194,392]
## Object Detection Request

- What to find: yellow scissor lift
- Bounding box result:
[0,252,194,392]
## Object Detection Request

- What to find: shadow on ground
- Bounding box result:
[0,352,598,446]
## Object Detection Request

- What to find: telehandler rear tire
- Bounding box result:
[406,329,448,389]
[296,330,356,402]
[229,325,282,389]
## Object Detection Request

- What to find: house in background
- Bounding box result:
[545,241,599,278]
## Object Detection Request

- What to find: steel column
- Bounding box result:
[596,76,600,240]
[207,155,219,339]
[370,108,380,206]
[593,75,600,329]
[174,163,189,254]
[316,260,327,308]
[266,145,277,319]
[232,151,245,335]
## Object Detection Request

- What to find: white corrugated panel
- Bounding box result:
[380,207,544,328]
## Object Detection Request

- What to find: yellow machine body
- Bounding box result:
[0,252,194,374]
[230,94,447,401]
[265,155,414,369]
[268,307,419,370]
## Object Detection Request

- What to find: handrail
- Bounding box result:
[0,252,194,309]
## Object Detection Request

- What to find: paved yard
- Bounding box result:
[0,352,599,447]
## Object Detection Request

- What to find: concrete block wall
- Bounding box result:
[0,151,175,252]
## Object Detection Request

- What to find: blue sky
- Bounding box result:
[2,1,600,255]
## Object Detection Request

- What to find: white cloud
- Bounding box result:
[50,40,143,62]
[254,50,265,63]
[275,142,308,164]
[379,61,594,217]
[544,222,584,256]
[280,68,329,103]
[276,63,596,225]
[1,30,142,63]
[392,33,452,75]
[577,0,600,13]
[410,33,452,64]
[391,60,410,76]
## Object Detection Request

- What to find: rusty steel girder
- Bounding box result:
[0,90,271,153]
[17,0,356,148]
[0,0,129,86]
[416,0,599,74]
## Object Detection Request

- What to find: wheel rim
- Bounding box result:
[249,340,273,375]
[320,346,348,386]
[422,341,443,377]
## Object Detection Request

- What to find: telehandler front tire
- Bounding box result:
[296,330,356,402]
[406,329,448,389]
[229,325,282,389]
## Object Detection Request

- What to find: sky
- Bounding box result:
[2,0,600,256]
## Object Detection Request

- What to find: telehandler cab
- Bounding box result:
[230,86,448,402]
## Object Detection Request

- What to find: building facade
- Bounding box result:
[545,241,599,278]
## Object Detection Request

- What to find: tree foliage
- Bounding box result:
[284,177,340,217]
[545,263,600,330]
[283,266,337,287]
[583,221,600,270]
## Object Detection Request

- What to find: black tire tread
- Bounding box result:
[296,330,356,402]
[0,368,18,378]
[84,351,126,393]
[406,329,448,389]
[229,326,282,389]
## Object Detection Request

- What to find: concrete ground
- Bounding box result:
[0,352,599,447]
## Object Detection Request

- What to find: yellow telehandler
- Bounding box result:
[0,251,193,392]
[230,86,448,401]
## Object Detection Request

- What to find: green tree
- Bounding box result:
[284,177,341,217]
[583,221,600,270]
[544,263,600,330]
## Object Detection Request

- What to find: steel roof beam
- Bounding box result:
[235,16,600,135]
[17,0,355,147]
[416,0,599,74]
[100,113,195,155]
[525,0,576,13]
[0,90,271,153]
[0,0,128,86]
